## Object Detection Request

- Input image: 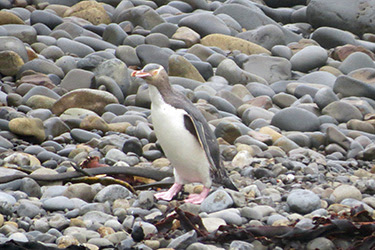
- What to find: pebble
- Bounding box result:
[0,1,372,249]
[200,189,234,213]
[287,189,321,214]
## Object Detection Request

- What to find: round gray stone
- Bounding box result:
[271,107,320,131]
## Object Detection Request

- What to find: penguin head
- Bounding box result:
[131,64,169,88]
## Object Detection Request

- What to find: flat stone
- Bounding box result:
[94,184,132,202]
[64,0,111,25]
[52,89,119,116]
[271,107,320,132]
[179,13,231,37]
[216,59,268,85]
[168,54,205,82]
[201,34,271,55]
[322,101,363,123]
[290,46,328,72]
[242,55,291,83]
[200,189,234,213]
[9,117,46,143]
[331,184,362,203]
[338,52,375,74]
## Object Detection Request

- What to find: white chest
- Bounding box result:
[148,86,211,186]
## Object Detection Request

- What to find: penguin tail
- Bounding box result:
[223,177,238,191]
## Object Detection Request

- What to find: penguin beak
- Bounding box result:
[131,70,152,78]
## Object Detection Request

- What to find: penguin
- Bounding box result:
[131,64,237,204]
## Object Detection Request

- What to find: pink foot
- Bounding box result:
[154,183,182,201]
[183,187,210,204]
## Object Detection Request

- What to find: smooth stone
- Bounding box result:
[272,92,298,108]
[74,36,117,51]
[338,52,375,74]
[299,71,337,88]
[168,54,205,82]
[115,45,141,67]
[55,56,78,75]
[18,59,64,79]
[209,96,237,114]
[1,24,36,43]
[349,68,375,84]
[0,191,16,205]
[347,119,375,134]
[306,237,335,250]
[60,69,94,91]
[215,3,301,43]
[44,117,71,138]
[334,75,375,99]
[103,23,128,46]
[179,13,231,37]
[94,76,124,104]
[0,135,12,149]
[105,148,130,164]
[0,50,24,76]
[63,0,111,25]
[310,26,357,49]
[229,241,254,250]
[52,89,119,116]
[271,107,320,132]
[207,208,242,225]
[314,87,339,109]
[322,101,363,123]
[145,33,170,48]
[30,10,63,29]
[200,189,234,213]
[151,22,178,38]
[0,10,24,24]
[114,5,164,30]
[273,136,300,153]
[331,184,362,203]
[57,37,95,57]
[9,117,46,142]
[136,44,174,71]
[306,0,375,36]
[290,46,328,72]
[326,126,351,150]
[271,45,293,59]
[122,138,143,156]
[201,33,271,55]
[237,24,285,50]
[242,54,291,83]
[216,59,268,85]
[93,58,130,97]
[37,151,63,163]
[40,45,64,61]
[8,232,28,243]
[246,82,275,97]
[70,128,101,143]
[242,106,274,125]
[214,120,241,144]
[17,202,41,219]
[294,84,319,98]
[172,26,200,47]
[287,189,321,214]
[123,34,145,47]
[94,184,132,202]
[42,196,75,211]
[167,230,197,249]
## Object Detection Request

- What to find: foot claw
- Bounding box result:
[154,191,174,201]
[154,183,182,201]
[183,187,210,204]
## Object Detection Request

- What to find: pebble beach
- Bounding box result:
[0,0,375,249]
